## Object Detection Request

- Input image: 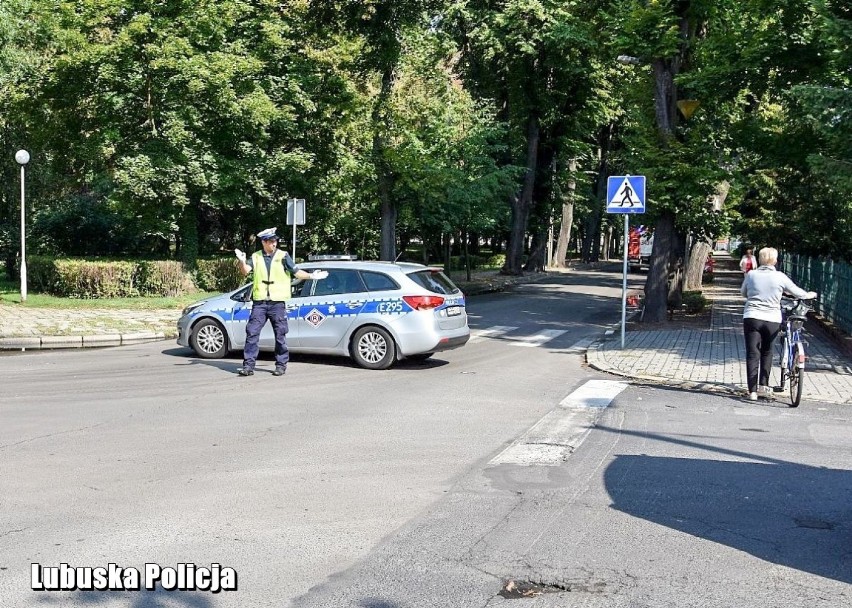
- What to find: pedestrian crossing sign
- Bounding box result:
[607,175,646,214]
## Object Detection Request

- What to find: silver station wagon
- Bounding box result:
[177,260,470,369]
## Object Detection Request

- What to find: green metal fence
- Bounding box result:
[781,252,852,336]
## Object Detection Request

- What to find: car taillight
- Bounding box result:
[403,295,445,310]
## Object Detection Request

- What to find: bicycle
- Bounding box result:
[774,297,813,407]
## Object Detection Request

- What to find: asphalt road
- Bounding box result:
[2,269,849,608]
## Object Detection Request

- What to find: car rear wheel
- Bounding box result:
[191,318,229,359]
[351,326,396,370]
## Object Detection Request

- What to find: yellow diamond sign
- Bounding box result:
[677,99,701,119]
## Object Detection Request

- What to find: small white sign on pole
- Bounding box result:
[287,198,306,226]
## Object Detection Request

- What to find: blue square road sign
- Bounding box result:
[606,176,646,214]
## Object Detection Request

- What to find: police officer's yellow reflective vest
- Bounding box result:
[251,250,292,301]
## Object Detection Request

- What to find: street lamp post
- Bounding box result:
[15,149,30,302]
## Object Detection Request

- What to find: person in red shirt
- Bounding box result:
[739,246,757,274]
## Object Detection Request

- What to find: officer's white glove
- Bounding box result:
[234,249,246,263]
[310,270,328,280]
[804,291,817,300]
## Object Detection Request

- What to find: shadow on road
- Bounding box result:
[602,437,852,584]
[159,347,449,372]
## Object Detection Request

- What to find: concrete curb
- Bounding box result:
[0,330,178,350]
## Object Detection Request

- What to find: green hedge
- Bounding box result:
[447,253,506,271]
[196,258,245,292]
[138,261,196,297]
[28,256,243,299]
[30,258,138,298]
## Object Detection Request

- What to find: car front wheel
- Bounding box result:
[351,326,396,370]
[191,318,229,359]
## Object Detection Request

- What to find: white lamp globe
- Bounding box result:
[15,150,30,165]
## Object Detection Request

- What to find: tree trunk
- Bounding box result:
[643,12,692,322]
[684,238,712,290]
[552,158,576,268]
[178,201,199,269]
[652,59,677,139]
[463,229,471,281]
[683,181,729,290]
[374,64,398,261]
[601,224,613,260]
[503,114,540,275]
[468,232,480,255]
[582,124,614,262]
[524,227,547,272]
[643,211,677,322]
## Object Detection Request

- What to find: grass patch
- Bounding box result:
[0,274,219,310]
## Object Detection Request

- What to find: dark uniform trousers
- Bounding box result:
[243,301,290,370]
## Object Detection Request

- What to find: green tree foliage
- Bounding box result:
[681,0,851,260]
[0,0,847,295]
[449,0,614,274]
[8,0,361,262]
[386,26,516,265]
[0,0,58,276]
[310,0,442,261]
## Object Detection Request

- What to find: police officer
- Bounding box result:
[234,227,327,376]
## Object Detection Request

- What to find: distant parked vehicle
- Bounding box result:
[628,227,654,272]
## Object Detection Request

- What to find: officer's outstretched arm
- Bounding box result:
[294,269,328,280]
[235,249,251,276]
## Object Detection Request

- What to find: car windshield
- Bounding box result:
[406,269,460,295]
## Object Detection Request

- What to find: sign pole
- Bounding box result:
[606,173,645,350]
[287,198,306,261]
[621,215,629,349]
[20,164,27,303]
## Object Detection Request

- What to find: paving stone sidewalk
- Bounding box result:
[587,279,852,405]
[0,304,180,349]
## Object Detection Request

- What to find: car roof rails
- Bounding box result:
[307,254,358,261]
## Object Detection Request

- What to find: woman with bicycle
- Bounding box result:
[741,247,816,401]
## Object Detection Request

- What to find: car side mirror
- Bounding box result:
[231,289,251,303]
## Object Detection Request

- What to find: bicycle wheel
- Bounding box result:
[789,366,803,408]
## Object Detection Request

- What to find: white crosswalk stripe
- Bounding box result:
[469,325,518,342]
[471,325,570,348]
[489,380,629,466]
[509,328,568,347]
[565,337,595,353]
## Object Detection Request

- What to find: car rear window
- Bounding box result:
[406,270,460,295]
[361,271,400,291]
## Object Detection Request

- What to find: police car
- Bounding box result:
[176,259,470,369]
